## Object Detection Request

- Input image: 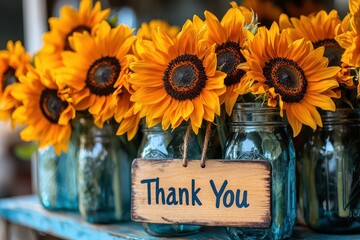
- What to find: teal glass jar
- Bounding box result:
[77,117,131,223]
[299,109,360,233]
[138,123,202,237]
[224,103,296,240]
[37,138,78,211]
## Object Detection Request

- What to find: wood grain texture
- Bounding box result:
[131,159,271,228]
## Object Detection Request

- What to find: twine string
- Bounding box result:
[200,122,212,168]
[182,124,192,167]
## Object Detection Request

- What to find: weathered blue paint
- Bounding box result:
[0,196,225,240]
[0,196,360,239]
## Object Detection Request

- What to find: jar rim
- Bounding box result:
[231,102,282,117]
[141,122,189,132]
[230,103,287,126]
[320,108,360,124]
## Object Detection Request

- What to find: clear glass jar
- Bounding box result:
[77,117,131,223]
[37,139,78,211]
[299,109,360,233]
[138,123,202,237]
[224,103,296,240]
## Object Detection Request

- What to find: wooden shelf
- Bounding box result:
[0,195,359,239]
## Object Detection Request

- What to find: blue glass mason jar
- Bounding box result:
[138,123,202,237]
[77,117,131,223]
[299,109,360,233]
[224,102,296,240]
[37,137,78,211]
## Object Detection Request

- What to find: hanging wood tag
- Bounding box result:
[131,159,271,228]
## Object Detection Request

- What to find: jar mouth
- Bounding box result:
[140,121,189,132]
[230,102,286,125]
[233,102,273,109]
[320,108,360,125]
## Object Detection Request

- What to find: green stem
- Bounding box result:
[215,114,227,150]
[308,151,319,226]
[113,147,123,219]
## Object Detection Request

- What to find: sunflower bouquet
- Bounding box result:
[123,0,360,155]
[0,0,357,165]
[0,0,359,234]
[0,0,140,217]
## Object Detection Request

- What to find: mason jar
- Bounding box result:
[37,136,78,211]
[224,102,296,239]
[77,117,131,223]
[299,108,360,233]
[138,123,202,237]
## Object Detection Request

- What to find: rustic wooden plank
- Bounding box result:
[0,196,154,240]
[132,159,271,228]
[0,195,226,240]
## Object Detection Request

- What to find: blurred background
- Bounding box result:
[0,0,350,199]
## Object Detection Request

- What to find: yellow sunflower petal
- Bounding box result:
[286,107,303,137]
[289,103,317,130]
[204,11,227,43]
[190,98,205,130]
[304,93,335,111]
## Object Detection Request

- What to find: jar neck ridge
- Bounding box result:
[230,102,285,126]
[321,109,360,125]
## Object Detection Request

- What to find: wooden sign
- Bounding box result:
[131,159,271,228]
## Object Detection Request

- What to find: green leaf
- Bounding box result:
[14,142,37,161]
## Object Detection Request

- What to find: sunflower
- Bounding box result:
[204,7,254,115]
[280,10,344,66]
[137,19,179,40]
[335,0,360,68]
[0,40,31,124]
[111,54,141,140]
[129,20,226,134]
[116,103,141,140]
[38,0,110,69]
[11,62,75,155]
[115,21,183,139]
[334,14,353,53]
[59,21,136,128]
[279,10,352,89]
[225,1,259,29]
[238,23,340,136]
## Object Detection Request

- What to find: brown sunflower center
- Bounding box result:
[64,25,91,51]
[263,57,307,103]
[216,41,246,87]
[163,54,207,101]
[1,67,18,92]
[313,38,344,66]
[40,89,68,124]
[86,57,120,96]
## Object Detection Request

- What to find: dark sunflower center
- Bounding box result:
[163,54,207,101]
[40,89,68,124]
[64,25,91,51]
[313,38,344,67]
[216,41,246,87]
[86,56,120,96]
[263,57,307,103]
[1,67,18,92]
[172,65,196,86]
